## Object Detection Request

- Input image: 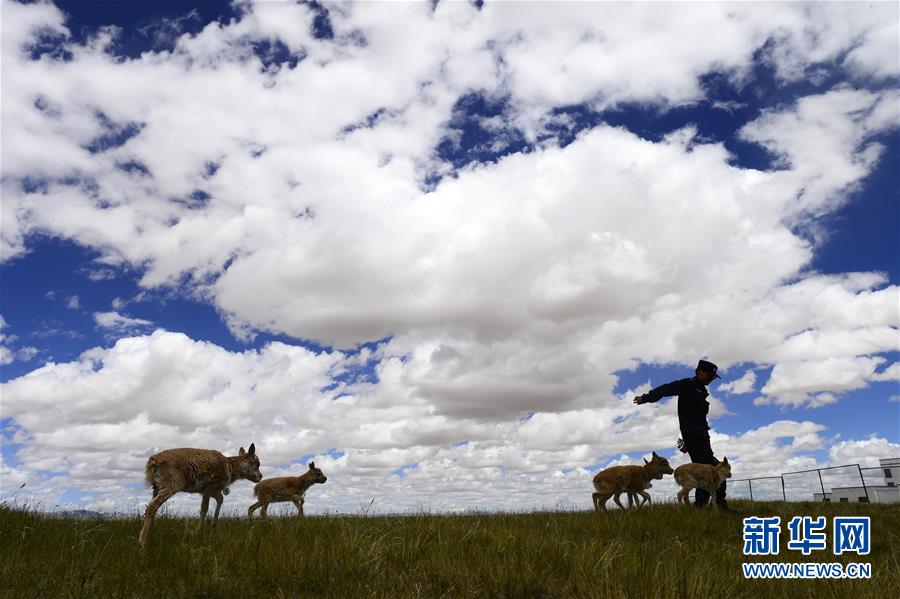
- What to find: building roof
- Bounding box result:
[830,485,897,492]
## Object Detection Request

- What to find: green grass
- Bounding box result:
[1,500,897,598]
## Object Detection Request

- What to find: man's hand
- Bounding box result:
[633,394,649,405]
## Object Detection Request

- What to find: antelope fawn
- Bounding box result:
[592,452,674,513]
[248,461,327,518]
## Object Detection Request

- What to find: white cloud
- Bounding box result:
[719,370,757,395]
[843,15,900,80]
[871,362,900,382]
[761,3,899,82]
[828,438,900,468]
[66,295,80,310]
[1,330,342,448]
[0,454,29,493]
[86,269,118,282]
[763,356,885,396]
[0,346,13,366]
[92,311,153,335]
[740,87,900,224]
[0,0,68,62]
[0,314,32,365]
[17,346,39,362]
[757,356,897,408]
[481,2,898,124]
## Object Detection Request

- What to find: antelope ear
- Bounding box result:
[652,451,658,458]
[723,456,729,464]
[248,443,256,456]
[309,461,315,469]
[643,458,649,465]
[239,446,246,456]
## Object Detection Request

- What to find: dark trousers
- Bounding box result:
[682,432,726,506]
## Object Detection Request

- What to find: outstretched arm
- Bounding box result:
[633,380,683,405]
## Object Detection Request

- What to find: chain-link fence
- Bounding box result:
[861,465,888,487]
[731,463,883,503]
[727,475,785,501]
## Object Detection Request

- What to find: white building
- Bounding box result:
[813,457,900,504]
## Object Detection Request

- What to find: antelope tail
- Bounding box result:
[144,456,158,487]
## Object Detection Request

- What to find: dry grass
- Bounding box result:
[1,500,897,598]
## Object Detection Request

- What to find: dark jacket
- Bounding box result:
[644,377,710,435]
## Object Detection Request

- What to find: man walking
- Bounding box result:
[633,359,730,509]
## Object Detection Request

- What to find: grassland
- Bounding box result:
[1,500,897,598]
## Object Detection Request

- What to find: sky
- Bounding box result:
[0,0,898,516]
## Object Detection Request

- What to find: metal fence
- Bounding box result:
[729,462,891,503]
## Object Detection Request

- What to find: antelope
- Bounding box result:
[592,452,674,513]
[248,461,327,518]
[139,444,262,547]
[673,457,732,507]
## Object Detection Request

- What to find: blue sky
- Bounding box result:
[0,0,898,513]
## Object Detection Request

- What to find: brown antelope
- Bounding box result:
[139,444,262,547]
[592,452,674,513]
[248,461,327,518]
[673,457,732,507]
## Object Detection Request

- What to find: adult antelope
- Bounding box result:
[139,444,262,547]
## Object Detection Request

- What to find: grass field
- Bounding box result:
[1,500,897,598]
